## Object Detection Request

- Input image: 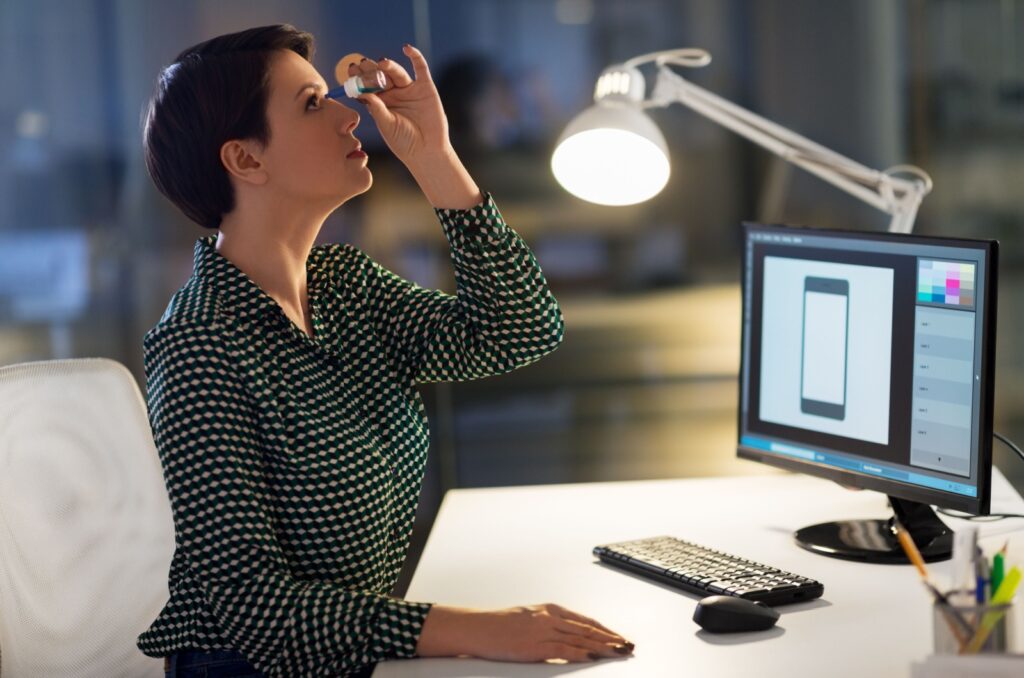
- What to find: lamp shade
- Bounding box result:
[551,103,670,206]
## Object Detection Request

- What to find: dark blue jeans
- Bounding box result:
[163,648,378,677]
[163,648,265,677]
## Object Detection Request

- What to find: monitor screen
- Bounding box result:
[738,223,998,517]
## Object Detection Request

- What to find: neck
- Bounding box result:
[214,193,332,314]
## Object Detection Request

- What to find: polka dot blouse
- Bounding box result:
[136,194,564,676]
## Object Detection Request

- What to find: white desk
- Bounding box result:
[375,469,1024,677]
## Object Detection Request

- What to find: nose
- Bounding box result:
[344,110,359,134]
[332,101,360,134]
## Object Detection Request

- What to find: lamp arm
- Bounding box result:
[646,65,931,233]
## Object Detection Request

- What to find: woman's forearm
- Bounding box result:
[415,604,479,657]
[406,145,483,211]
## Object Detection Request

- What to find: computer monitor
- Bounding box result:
[738,223,998,564]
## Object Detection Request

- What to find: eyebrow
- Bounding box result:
[294,82,325,100]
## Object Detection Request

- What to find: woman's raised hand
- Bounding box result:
[351,45,449,167]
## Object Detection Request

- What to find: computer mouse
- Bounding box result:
[692,595,780,633]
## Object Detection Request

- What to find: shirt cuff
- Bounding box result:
[375,599,434,659]
[435,192,509,247]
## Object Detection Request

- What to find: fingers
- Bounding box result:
[547,604,629,643]
[568,635,632,659]
[347,56,413,93]
[543,604,634,662]
[542,640,627,663]
[355,92,392,124]
[402,43,432,82]
[342,45,428,89]
[347,59,371,78]
[543,643,597,663]
[554,618,629,646]
[552,619,634,660]
[356,58,380,81]
[376,57,413,88]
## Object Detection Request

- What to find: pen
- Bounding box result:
[991,552,1005,598]
[892,520,973,646]
[963,566,1021,654]
[975,550,989,604]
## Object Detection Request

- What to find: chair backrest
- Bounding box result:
[0,358,173,677]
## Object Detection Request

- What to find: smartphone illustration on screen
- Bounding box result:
[800,276,849,420]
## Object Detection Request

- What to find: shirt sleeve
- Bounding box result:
[142,321,432,677]
[343,192,564,384]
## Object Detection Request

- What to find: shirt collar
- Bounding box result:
[191,234,331,323]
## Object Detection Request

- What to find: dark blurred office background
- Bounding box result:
[2,0,1022,593]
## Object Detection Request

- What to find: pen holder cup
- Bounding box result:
[932,600,1017,654]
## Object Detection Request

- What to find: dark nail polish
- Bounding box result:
[613,644,631,655]
[587,652,600,660]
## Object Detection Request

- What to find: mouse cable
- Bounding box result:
[934,431,1024,521]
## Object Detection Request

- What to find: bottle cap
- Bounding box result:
[343,70,386,97]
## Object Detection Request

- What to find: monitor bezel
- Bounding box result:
[737,222,998,516]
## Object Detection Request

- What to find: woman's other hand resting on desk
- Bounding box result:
[415,603,635,663]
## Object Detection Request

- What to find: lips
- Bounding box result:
[347,146,367,159]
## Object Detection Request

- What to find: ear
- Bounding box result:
[219,139,268,186]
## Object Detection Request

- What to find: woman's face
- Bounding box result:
[257,49,371,206]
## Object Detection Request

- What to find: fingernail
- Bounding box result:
[613,644,631,655]
[587,652,600,660]
[624,642,635,651]
[360,57,367,62]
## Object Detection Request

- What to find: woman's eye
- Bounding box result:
[306,93,321,110]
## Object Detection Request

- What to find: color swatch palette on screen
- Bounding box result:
[918,259,975,307]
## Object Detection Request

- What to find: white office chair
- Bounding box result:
[0,358,173,677]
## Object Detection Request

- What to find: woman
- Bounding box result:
[138,24,634,678]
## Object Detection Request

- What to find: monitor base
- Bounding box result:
[794,496,954,564]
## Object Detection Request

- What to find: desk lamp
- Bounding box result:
[551,48,932,233]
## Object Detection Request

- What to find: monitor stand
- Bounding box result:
[794,496,954,564]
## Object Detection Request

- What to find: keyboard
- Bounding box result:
[593,536,824,606]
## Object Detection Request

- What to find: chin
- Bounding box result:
[353,170,373,197]
[334,170,373,204]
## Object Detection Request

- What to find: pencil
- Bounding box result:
[892,520,973,647]
[894,524,928,578]
[963,566,1021,654]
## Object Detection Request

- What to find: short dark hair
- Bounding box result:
[143,24,314,229]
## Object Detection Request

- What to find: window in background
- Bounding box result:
[0,0,1019,509]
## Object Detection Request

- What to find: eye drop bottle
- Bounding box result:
[327,54,387,99]
[341,69,386,97]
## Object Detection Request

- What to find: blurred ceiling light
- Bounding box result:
[551,49,933,233]
[555,0,594,25]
